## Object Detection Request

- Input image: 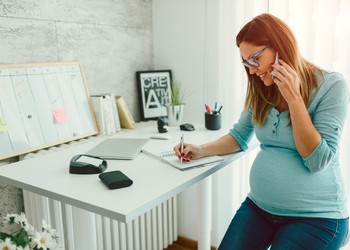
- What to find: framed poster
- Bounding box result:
[136,70,172,120]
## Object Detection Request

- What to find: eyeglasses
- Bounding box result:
[242,45,270,68]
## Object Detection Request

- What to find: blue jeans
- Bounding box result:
[218,197,349,250]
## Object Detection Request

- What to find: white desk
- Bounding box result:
[0,122,257,249]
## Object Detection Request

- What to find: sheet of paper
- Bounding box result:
[142,140,224,170]
[77,155,104,166]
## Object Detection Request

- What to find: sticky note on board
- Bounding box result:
[0,116,8,133]
[53,107,69,124]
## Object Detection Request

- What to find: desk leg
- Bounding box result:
[72,207,97,249]
[197,176,212,250]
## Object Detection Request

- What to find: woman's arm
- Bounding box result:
[288,98,321,158]
[174,134,241,161]
[201,134,241,156]
[272,63,349,172]
[174,109,254,161]
[272,60,321,157]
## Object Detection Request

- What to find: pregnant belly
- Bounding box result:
[250,148,316,209]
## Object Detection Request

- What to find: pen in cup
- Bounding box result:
[217,105,223,113]
[213,105,223,115]
[205,104,212,113]
[180,134,184,163]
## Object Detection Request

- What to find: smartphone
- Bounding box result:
[274,51,279,66]
[272,51,279,80]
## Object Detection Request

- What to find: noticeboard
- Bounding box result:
[0,62,98,160]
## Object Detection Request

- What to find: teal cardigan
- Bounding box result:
[229,70,349,218]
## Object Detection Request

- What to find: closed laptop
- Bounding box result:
[86,138,149,160]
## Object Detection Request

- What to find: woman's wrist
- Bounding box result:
[199,143,211,157]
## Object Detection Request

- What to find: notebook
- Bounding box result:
[86,138,149,160]
[142,141,224,170]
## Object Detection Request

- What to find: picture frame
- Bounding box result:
[136,70,172,120]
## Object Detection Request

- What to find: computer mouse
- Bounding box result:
[180,123,195,131]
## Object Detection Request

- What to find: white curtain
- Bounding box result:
[211,1,269,246]
[212,0,350,246]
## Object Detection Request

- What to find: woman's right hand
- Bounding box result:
[173,134,240,162]
[173,143,205,162]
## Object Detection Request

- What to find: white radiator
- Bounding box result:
[21,137,178,250]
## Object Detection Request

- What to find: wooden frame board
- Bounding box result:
[0,62,98,160]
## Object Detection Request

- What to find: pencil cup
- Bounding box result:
[205,112,221,130]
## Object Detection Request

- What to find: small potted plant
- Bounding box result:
[170,82,184,105]
[166,81,185,126]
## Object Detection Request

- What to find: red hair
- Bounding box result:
[236,13,318,125]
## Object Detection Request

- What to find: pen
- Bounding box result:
[218,105,223,113]
[180,134,184,163]
[205,105,212,113]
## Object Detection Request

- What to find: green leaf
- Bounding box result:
[171,82,183,105]
[0,232,13,240]
[12,228,29,247]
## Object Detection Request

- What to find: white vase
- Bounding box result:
[166,104,185,126]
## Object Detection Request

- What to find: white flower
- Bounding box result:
[41,220,58,239]
[33,231,55,250]
[1,213,58,250]
[4,213,28,228]
[0,237,16,250]
[15,213,28,228]
[23,223,35,235]
[5,214,17,224]
[16,245,30,250]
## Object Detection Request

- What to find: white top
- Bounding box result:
[0,122,257,223]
